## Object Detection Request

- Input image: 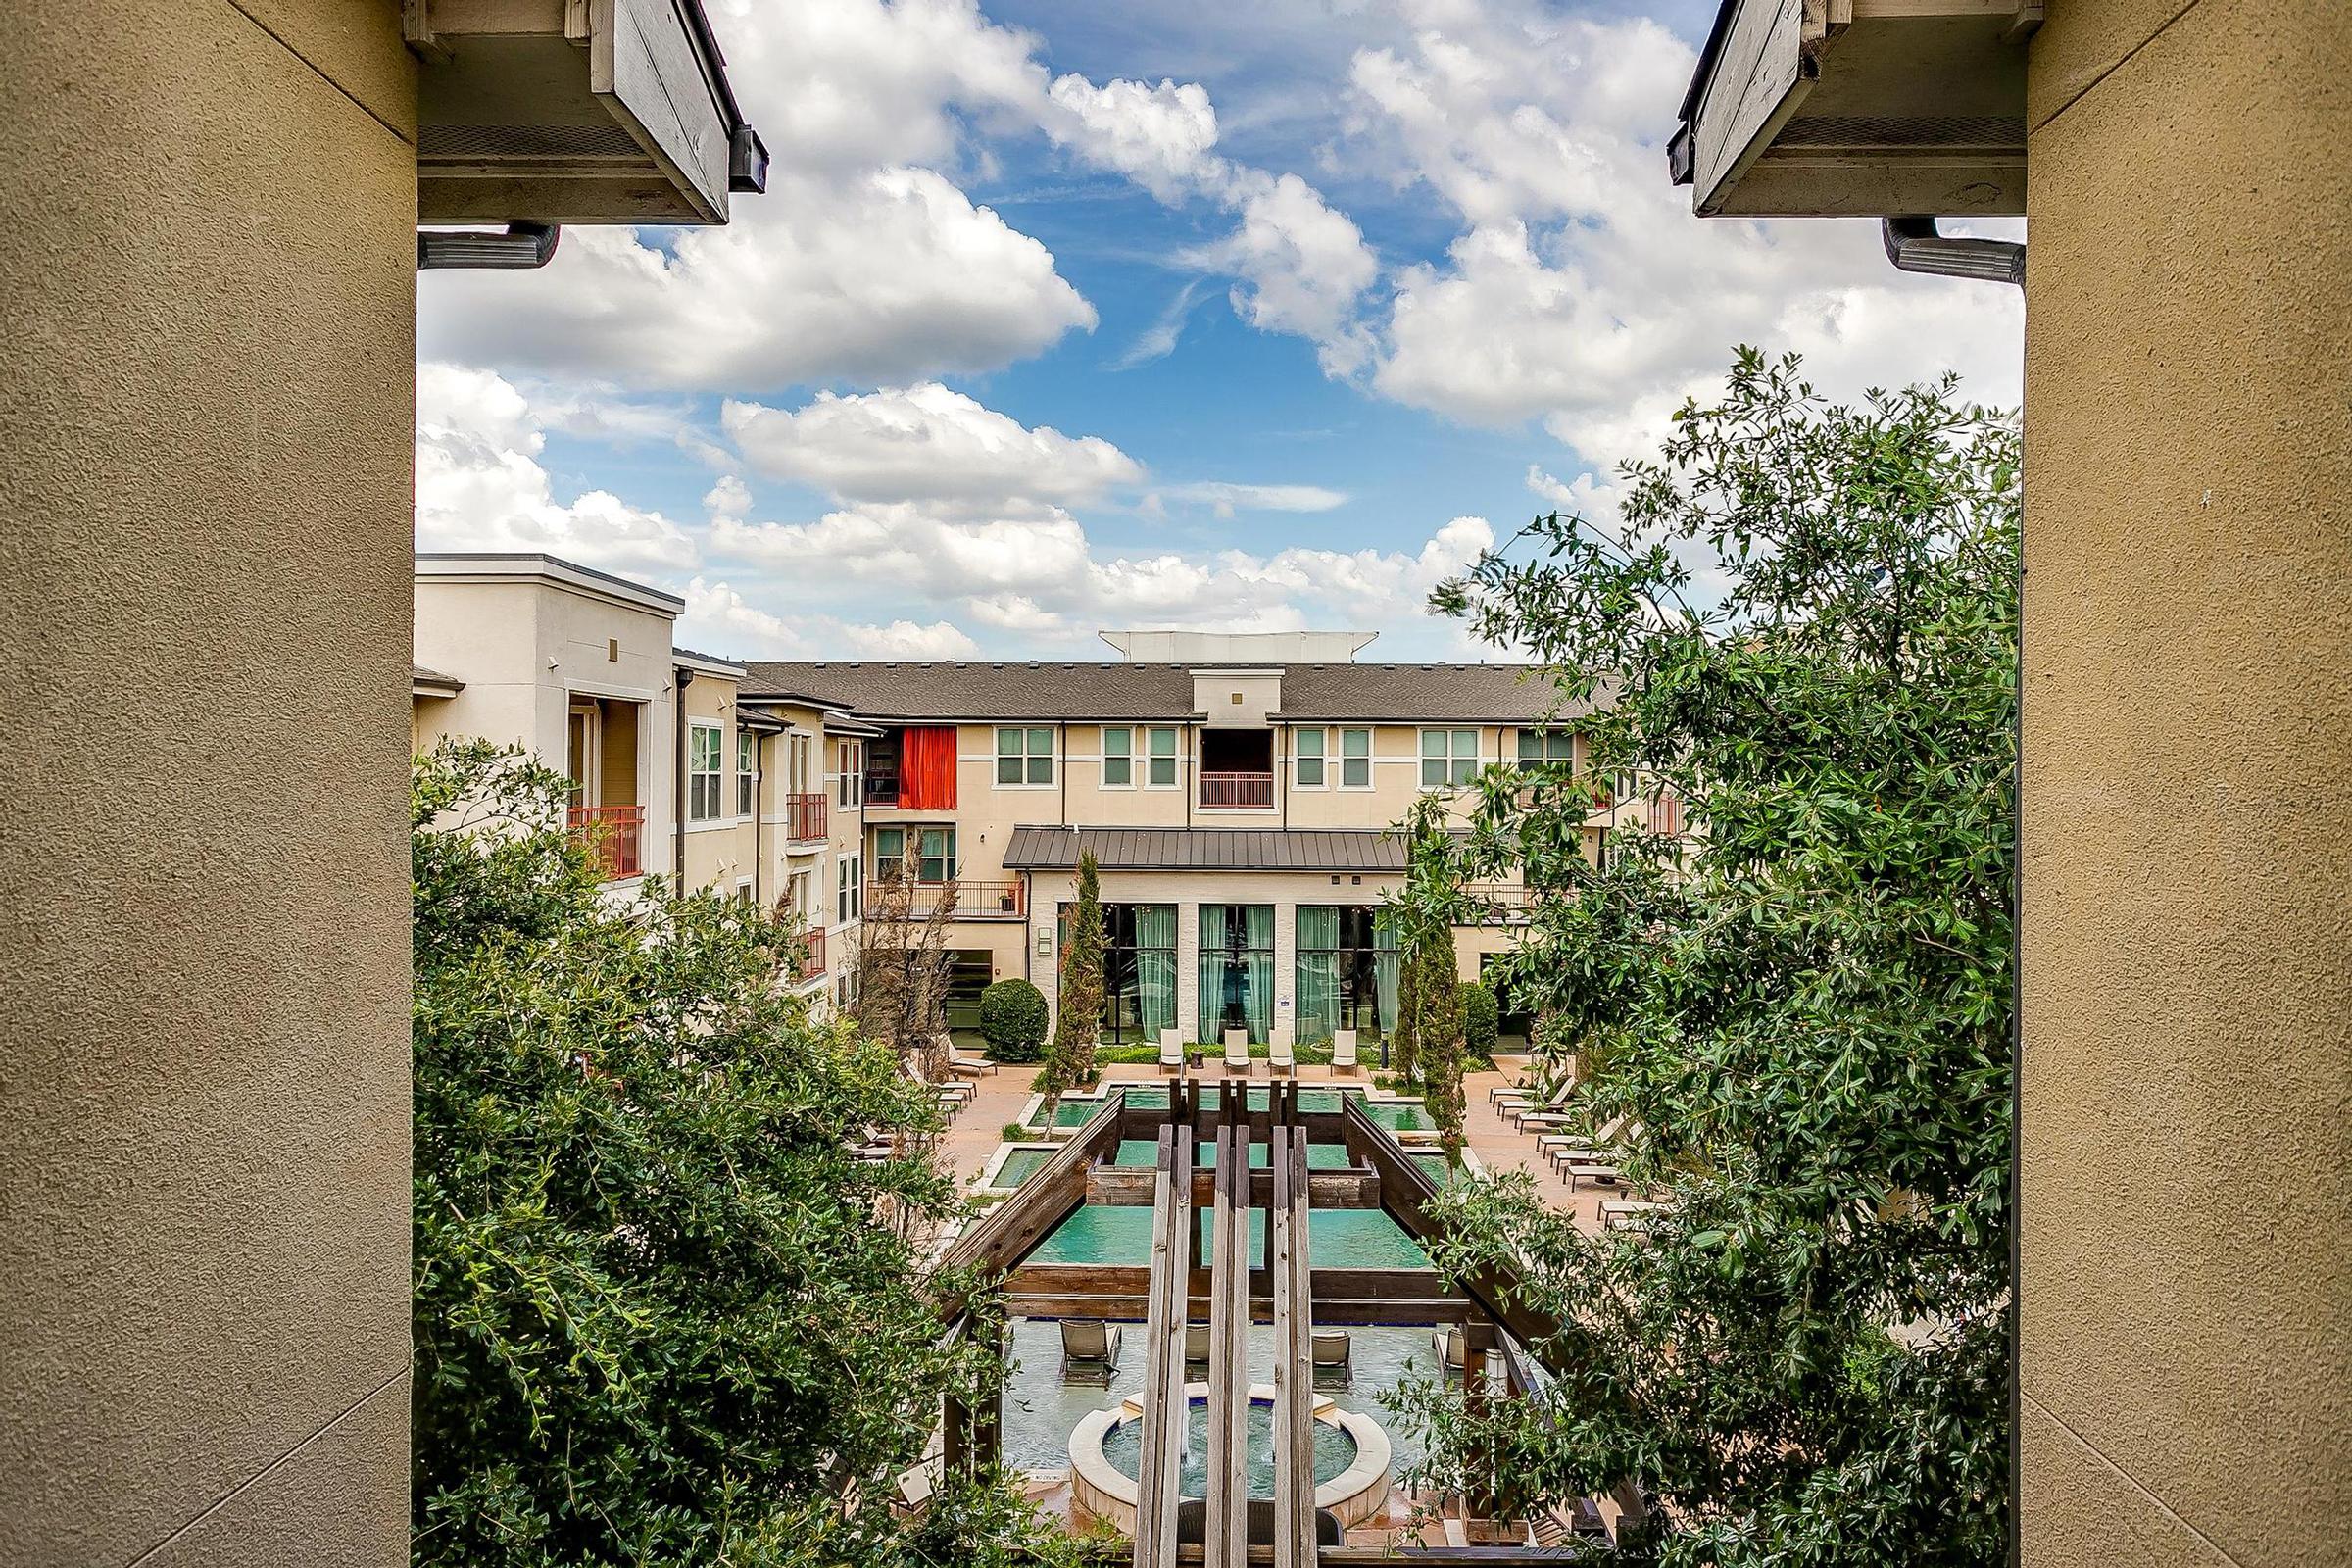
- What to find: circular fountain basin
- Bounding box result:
[1067,1382,1393,1531]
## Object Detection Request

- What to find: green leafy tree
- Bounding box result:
[1461,981,1500,1061]
[411,741,1072,1568]
[1394,353,2019,1566]
[1040,853,1106,1116]
[978,978,1050,1063]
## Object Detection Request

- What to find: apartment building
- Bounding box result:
[742,641,1681,1051]
[413,554,863,1008]
[412,561,1684,1048]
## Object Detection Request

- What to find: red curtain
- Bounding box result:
[898,726,958,809]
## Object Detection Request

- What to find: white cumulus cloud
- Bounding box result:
[415,364,700,576]
[721,383,1143,508]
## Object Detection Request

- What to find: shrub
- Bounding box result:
[978,979,1049,1062]
[973,982,1049,1067]
[1461,982,1499,1059]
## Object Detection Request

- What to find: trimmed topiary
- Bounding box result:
[1462,981,1500,1060]
[979,978,1049,1063]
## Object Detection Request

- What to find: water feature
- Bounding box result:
[1098,1396,1357,1497]
[1030,1205,1429,1269]
[1112,1139,1355,1170]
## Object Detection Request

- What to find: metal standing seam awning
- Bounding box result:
[1002,826,1408,874]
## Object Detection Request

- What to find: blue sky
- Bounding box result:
[416,0,2020,662]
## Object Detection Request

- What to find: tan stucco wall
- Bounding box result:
[2020,2,2352,1562]
[679,668,760,896]
[0,2,417,1563]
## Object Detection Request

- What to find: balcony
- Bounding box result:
[863,773,901,808]
[864,880,1026,921]
[566,804,644,881]
[785,791,827,843]
[1200,771,1275,809]
[796,925,827,984]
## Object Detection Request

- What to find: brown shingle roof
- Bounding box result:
[737,660,1577,723]
[1002,825,1407,872]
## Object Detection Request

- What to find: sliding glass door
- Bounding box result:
[1197,903,1274,1044]
[1061,903,1178,1045]
[1296,906,1397,1043]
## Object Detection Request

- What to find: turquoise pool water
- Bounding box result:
[1099,1398,1357,1497]
[1113,1139,1354,1170]
[997,1149,1052,1188]
[1044,1086,1419,1127]
[1031,1205,1429,1268]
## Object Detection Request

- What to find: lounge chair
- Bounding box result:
[1060,1318,1124,1377]
[1268,1027,1296,1077]
[1184,1322,1211,1366]
[1223,1029,1252,1076]
[1160,1027,1186,1076]
[944,1038,997,1077]
[1600,1200,1669,1232]
[1431,1324,1465,1375]
[1331,1029,1358,1074]
[1311,1328,1351,1387]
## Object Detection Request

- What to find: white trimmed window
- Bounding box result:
[1295,727,1327,787]
[1420,728,1479,788]
[997,726,1054,786]
[1102,725,1133,787]
[837,855,862,922]
[874,825,956,883]
[1146,726,1179,788]
[688,722,724,821]
[1339,728,1372,789]
[1517,728,1575,769]
[736,729,758,817]
[834,740,862,808]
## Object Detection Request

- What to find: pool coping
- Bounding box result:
[1067,1380,1393,1531]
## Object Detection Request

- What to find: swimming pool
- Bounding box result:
[1112,1139,1355,1170]
[1040,1085,1426,1128]
[997,1149,1053,1188]
[1029,1204,1430,1269]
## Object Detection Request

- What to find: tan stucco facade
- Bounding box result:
[2019,2,2351,1562]
[0,3,418,1562]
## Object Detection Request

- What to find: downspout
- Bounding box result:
[752,731,763,911]
[673,666,695,887]
[1881,216,2025,287]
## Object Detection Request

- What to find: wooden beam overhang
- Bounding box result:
[1268,1127,1317,1568]
[1204,1120,1253,1568]
[1134,1127,1194,1568]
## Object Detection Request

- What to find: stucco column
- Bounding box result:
[0,3,418,1563]
[2018,2,2352,1562]
[1271,897,1297,1044]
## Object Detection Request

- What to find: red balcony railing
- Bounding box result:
[1200,771,1275,808]
[785,791,827,842]
[566,804,644,881]
[797,924,827,982]
[865,880,1025,920]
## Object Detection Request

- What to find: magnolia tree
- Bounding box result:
[1391,353,2019,1565]
[411,743,1073,1568]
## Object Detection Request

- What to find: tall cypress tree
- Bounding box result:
[1043,852,1105,1112]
